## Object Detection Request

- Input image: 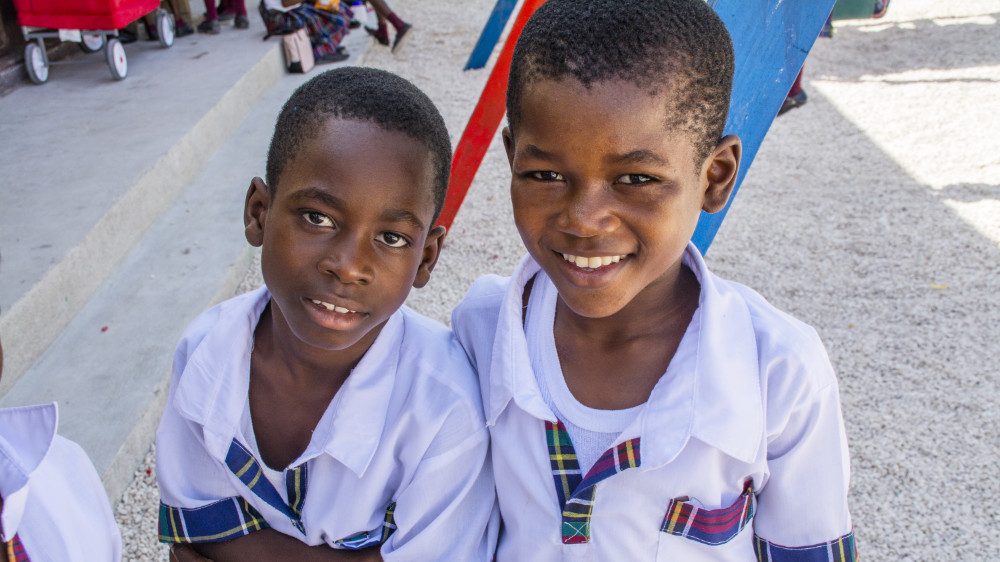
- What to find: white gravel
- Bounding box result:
[114,0,1000,559]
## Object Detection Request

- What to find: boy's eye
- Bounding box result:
[617,174,655,185]
[378,232,409,248]
[529,171,564,181]
[303,212,334,227]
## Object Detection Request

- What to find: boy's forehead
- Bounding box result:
[284,117,438,217]
[516,76,690,135]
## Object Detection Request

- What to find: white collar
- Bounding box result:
[173,287,402,477]
[0,402,59,541]
[487,243,763,466]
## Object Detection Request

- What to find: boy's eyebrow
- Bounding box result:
[519,143,555,160]
[292,187,344,209]
[379,208,426,231]
[291,187,426,231]
[610,150,669,166]
[519,145,669,167]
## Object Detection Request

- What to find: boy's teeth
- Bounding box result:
[311,299,355,313]
[561,253,625,268]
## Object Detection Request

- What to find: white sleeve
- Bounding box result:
[754,367,854,551]
[155,347,265,543]
[381,425,498,561]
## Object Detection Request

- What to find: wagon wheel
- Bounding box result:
[80,32,106,53]
[106,37,127,80]
[24,41,49,84]
[157,10,175,48]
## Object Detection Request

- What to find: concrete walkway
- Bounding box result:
[0,14,371,504]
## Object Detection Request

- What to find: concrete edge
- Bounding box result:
[103,244,258,504]
[0,44,283,401]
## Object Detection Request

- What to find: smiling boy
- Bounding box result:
[452,0,856,559]
[156,67,495,561]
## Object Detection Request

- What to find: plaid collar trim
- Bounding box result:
[491,244,764,466]
[546,420,641,544]
[4,533,30,562]
[224,438,308,535]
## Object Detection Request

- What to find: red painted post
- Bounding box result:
[437,0,546,230]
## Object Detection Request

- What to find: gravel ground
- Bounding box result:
[114,0,1000,559]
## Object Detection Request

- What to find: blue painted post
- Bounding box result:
[464,0,519,70]
[692,0,837,254]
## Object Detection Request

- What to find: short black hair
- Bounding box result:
[266,67,452,224]
[507,0,734,161]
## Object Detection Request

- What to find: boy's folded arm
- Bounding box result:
[190,530,382,562]
[754,376,854,550]
[381,425,497,561]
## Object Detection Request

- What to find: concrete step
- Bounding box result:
[0,16,282,397]
[0,19,372,502]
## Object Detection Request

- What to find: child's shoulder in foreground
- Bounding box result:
[0,403,122,562]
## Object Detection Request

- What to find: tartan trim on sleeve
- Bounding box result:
[5,534,30,562]
[753,530,857,562]
[224,438,305,534]
[158,497,270,543]
[333,502,398,550]
[544,420,642,545]
[660,480,755,545]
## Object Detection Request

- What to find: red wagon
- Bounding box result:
[14,0,175,84]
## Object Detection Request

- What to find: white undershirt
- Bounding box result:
[241,399,289,504]
[525,277,643,475]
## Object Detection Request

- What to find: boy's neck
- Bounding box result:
[248,303,383,469]
[253,302,378,388]
[553,265,700,410]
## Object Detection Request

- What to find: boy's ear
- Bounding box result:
[501,126,515,168]
[413,226,447,289]
[244,177,272,247]
[701,135,742,214]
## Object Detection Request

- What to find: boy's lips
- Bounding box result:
[303,296,367,330]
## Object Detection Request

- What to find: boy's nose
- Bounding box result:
[318,234,372,285]
[556,183,619,237]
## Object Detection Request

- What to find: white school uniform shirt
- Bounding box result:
[451,243,855,561]
[156,287,497,560]
[0,403,122,561]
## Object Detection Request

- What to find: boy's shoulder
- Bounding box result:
[393,305,484,410]
[174,288,265,361]
[451,273,512,329]
[707,269,837,395]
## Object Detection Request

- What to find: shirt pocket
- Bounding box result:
[655,482,756,559]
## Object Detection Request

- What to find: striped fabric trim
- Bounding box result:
[158,497,270,543]
[754,531,858,562]
[660,480,755,545]
[5,534,30,562]
[285,463,308,519]
[224,439,305,534]
[546,420,583,507]
[544,421,642,544]
[334,502,398,550]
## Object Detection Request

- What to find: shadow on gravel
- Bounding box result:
[934,183,1000,203]
[816,14,999,80]
[707,77,1000,559]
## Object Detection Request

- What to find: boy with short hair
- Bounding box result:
[451,0,856,559]
[156,67,495,561]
